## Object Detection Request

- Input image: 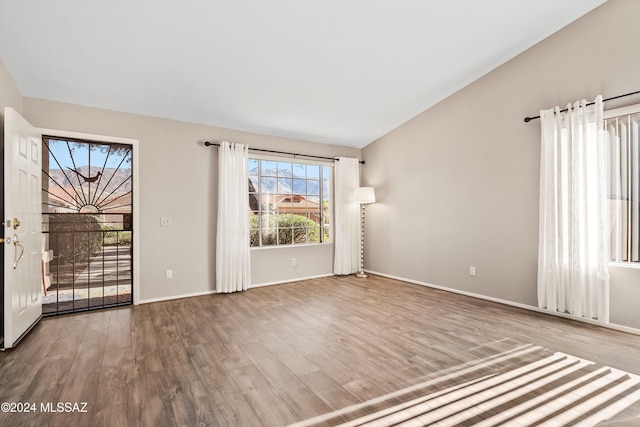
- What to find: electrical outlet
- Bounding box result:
[469,266,476,276]
[291,258,296,266]
[166,269,173,279]
[160,217,172,227]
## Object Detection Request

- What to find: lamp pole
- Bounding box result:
[356,202,368,278]
[353,187,375,279]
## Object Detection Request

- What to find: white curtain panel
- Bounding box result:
[538,96,610,322]
[333,157,361,275]
[216,141,251,293]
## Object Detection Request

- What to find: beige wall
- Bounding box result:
[361,0,640,330]
[23,98,360,302]
[0,59,23,118]
[1,57,23,141]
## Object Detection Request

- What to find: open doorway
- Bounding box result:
[41,136,133,315]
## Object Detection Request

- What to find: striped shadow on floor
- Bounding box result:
[291,343,640,427]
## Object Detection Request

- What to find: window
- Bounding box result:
[605,105,640,264]
[248,157,332,247]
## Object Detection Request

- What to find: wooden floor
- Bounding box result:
[1,275,639,426]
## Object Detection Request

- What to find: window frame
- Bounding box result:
[605,103,640,268]
[248,154,333,249]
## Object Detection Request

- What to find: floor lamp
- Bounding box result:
[353,187,376,278]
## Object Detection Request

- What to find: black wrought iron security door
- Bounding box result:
[42,137,133,315]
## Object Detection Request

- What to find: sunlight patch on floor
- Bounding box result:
[290,342,640,427]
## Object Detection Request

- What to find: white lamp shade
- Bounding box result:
[353,187,376,204]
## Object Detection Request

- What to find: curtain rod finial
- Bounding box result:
[524,117,532,123]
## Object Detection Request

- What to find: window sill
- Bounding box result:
[250,242,332,251]
[609,262,640,270]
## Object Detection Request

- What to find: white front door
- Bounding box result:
[3,107,42,349]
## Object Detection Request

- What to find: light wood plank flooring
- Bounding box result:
[1,274,639,426]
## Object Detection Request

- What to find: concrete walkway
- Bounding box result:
[43,245,131,305]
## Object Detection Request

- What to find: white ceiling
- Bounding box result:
[0,0,605,148]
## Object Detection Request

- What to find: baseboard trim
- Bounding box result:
[139,274,335,304]
[139,289,217,304]
[366,270,640,337]
[250,273,334,289]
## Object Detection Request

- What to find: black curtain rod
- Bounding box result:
[523,90,640,123]
[204,141,365,164]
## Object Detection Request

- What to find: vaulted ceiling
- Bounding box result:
[0,0,605,147]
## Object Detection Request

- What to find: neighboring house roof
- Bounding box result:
[262,194,320,209]
[45,185,77,209]
[44,185,132,213]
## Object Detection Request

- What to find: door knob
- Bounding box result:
[13,218,21,229]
